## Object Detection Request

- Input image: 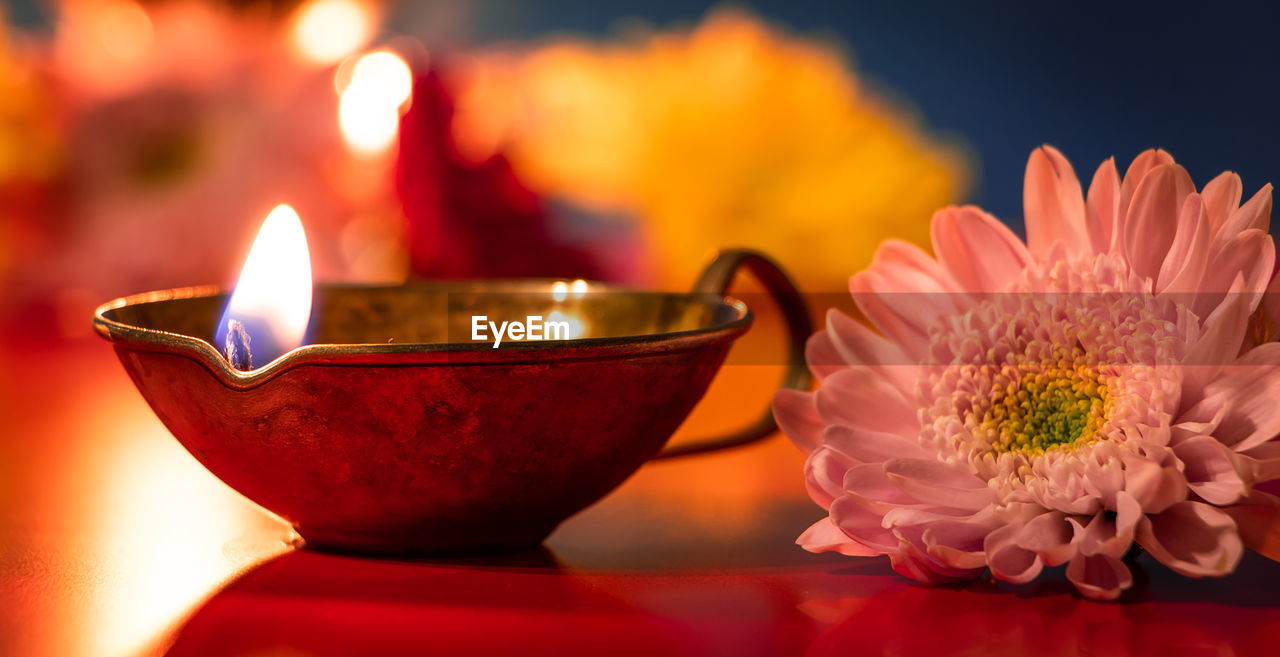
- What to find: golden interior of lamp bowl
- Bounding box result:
[99,281,749,348]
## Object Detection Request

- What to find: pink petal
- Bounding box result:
[1172,435,1248,505]
[1214,183,1273,246]
[1201,171,1243,234]
[889,538,985,583]
[1082,456,1126,510]
[1066,553,1134,601]
[815,367,918,435]
[887,550,935,583]
[922,520,992,569]
[797,517,879,557]
[1042,240,1069,265]
[1136,501,1243,577]
[1195,228,1275,319]
[843,463,917,506]
[1122,453,1187,514]
[829,495,898,553]
[882,458,994,510]
[1122,164,1196,282]
[1024,145,1089,260]
[1191,342,1280,452]
[1262,272,1280,349]
[823,425,929,463]
[805,445,856,509]
[881,505,976,527]
[1085,157,1121,254]
[1117,148,1176,229]
[1016,510,1077,567]
[985,523,1043,583]
[1223,491,1280,563]
[871,238,957,282]
[888,544,979,584]
[804,330,844,381]
[1077,492,1141,558]
[773,389,824,453]
[825,309,916,395]
[1180,274,1251,405]
[865,239,963,305]
[931,205,1034,293]
[1156,193,1211,294]
[1171,405,1226,445]
[1238,441,1280,483]
[850,257,960,359]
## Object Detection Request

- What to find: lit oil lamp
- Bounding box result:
[93,207,812,555]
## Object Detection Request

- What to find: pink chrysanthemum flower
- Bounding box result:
[775,146,1280,600]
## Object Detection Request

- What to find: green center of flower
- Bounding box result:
[982,365,1109,455]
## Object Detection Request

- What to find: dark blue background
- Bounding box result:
[11,0,1278,233]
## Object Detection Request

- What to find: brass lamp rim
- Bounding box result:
[93,280,753,390]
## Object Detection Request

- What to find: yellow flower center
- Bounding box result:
[981,365,1109,455]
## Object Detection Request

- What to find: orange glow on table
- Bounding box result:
[0,341,292,657]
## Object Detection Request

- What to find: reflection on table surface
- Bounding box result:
[3,339,1280,657]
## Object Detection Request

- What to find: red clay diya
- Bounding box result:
[92,250,812,555]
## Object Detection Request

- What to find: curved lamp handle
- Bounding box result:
[653,249,814,459]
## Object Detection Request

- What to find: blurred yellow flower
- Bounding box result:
[451,9,971,288]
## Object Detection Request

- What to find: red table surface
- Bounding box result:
[4,336,1280,657]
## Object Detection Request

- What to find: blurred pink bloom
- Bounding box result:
[775,146,1280,600]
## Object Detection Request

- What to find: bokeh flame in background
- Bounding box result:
[337,49,413,155]
[291,0,374,64]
